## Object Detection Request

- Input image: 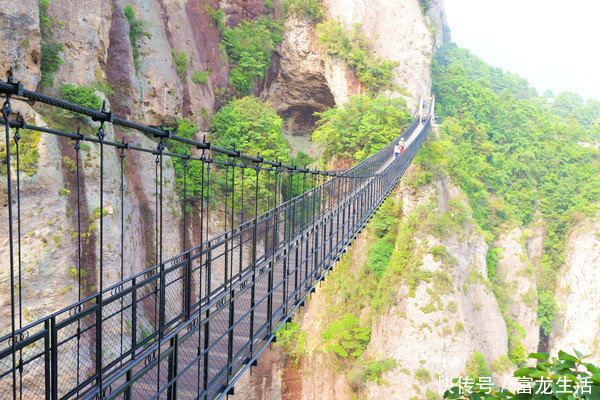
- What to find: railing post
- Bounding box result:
[124,370,132,400]
[132,277,138,355]
[185,251,192,320]
[167,334,179,400]
[203,248,211,395]
[249,165,260,356]
[50,316,57,400]
[44,319,51,400]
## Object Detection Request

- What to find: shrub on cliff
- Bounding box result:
[220,17,282,95]
[313,95,411,164]
[282,0,324,20]
[59,85,103,111]
[123,5,151,72]
[39,0,64,87]
[211,96,289,161]
[316,20,399,95]
[322,313,371,358]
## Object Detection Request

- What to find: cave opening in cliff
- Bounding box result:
[281,105,321,137]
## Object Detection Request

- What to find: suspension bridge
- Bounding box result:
[0,70,432,399]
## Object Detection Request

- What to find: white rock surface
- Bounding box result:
[550,216,600,364]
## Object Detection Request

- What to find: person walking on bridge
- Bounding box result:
[394,138,405,158]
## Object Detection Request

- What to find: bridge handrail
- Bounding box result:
[0,74,433,400]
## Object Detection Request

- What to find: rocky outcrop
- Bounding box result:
[105,1,140,117]
[428,0,451,48]
[0,104,78,335]
[47,0,112,89]
[496,226,541,354]
[262,18,336,117]
[366,172,507,399]
[0,0,42,89]
[550,215,600,364]
[324,0,434,109]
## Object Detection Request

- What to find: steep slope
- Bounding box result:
[549,215,600,364]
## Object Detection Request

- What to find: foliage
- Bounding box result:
[191,69,211,85]
[40,42,64,87]
[171,50,189,80]
[435,43,534,100]
[204,3,226,32]
[0,129,40,176]
[538,290,558,336]
[39,0,64,87]
[220,16,282,95]
[282,0,323,20]
[465,351,491,379]
[313,95,411,164]
[123,5,150,72]
[444,350,600,399]
[59,85,103,111]
[359,359,396,385]
[211,97,290,212]
[212,97,288,161]
[164,118,204,209]
[418,0,432,14]
[368,240,395,279]
[316,20,399,95]
[432,43,600,336]
[415,367,432,383]
[275,321,306,366]
[505,318,527,365]
[264,0,274,12]
[321,313,371,358]
[39,0,51,35]
[365,197,401,278]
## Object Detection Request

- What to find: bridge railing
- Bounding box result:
[0,70,432,400]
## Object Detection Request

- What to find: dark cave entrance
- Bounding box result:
[281,105,321,137]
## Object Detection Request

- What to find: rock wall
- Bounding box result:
[428,0,451,48]
[323,0,433,109]
[0,0,42,89]
[0,99,185,337]
[365,171,507,399]
[550,215,600,364]
[495,226,541,355]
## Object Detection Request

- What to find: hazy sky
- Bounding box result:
[443,0,600,101]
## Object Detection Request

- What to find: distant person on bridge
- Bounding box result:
[394,143,401,158]
[394,138,406,158]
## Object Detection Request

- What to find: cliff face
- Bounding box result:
[428,0,451,48]
[366,171,507,399]
[323,0,433,108]
[549,215,600,364]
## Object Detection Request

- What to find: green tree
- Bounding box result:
[211,97,290,214]
[221,17,282,95]
[282,0,323,20]
[313,95,411,164]
[322,313,371,358]
[211,97,289,161]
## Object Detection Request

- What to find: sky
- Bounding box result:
[443,0,600,102]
